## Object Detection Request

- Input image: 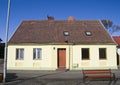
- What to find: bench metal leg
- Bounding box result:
[83,79,91,85]
[112,78,118,85]
[108,80,112,85]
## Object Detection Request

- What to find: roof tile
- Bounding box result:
[113,36,120,46]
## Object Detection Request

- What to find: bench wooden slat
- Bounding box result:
[85,76,113,79]
[83,70,111,74]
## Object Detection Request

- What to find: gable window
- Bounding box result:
[82,48,89,60]
[99,48,107,59]
[63,31,69,36]
[85,31,92,36]
[33,48,42,60]
[16,48,24,60]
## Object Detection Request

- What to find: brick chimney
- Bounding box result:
[68,16,74,22]
[47,15,54,20]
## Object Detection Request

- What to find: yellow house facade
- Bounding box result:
[7,17,117,70]
[7,44,117,70]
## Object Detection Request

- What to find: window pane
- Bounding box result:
[33,48,36,59]
[85,31,92,36]
[16,49,19,59]
[20,49,24,59]
[16,48,24,60]
[99,48,106,59]
[82,48,89,60]
[63,31,69,36]
[37,49,40,59]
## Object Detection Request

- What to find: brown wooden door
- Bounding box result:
[58,49,66,68]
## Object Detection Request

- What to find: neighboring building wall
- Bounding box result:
[0,43,5,59]
[7,44,117,70]
[0,43,4,64]
[117,48,120,67]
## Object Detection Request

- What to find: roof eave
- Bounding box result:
[8,42,116,45]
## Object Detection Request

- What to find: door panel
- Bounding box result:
[58,49,66,68]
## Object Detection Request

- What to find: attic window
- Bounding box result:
[63,31,69,36]
[85,31,92,36]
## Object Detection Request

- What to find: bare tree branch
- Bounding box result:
[101,20,120,35]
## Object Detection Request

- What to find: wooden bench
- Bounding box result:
[82,69,116,85]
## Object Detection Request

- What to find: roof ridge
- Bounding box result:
[22,20,100,22]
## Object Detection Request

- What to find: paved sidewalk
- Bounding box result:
[0,70,120,85]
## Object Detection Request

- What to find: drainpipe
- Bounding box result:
[69,44,70,71]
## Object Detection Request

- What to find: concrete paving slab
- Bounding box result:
[1,65,120,85]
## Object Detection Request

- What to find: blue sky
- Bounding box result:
[0,0,120,42]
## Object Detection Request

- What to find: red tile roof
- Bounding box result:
[113,36,120,46]
[9,20,115,45]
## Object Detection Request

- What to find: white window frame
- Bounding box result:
[63,31,70,36]
[33,48,42,60]
[85,31,92,36]
[16,48,24,60]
